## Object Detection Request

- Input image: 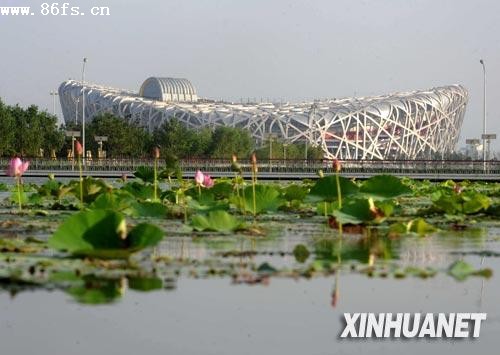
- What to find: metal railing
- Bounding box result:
[1,158,499,176]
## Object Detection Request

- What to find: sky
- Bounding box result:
[1,0,499,151]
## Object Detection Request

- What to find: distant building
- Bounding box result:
[59,77,468,160]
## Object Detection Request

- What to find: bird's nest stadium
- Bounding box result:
[59,77,468,160]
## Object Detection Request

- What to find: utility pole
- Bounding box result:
[81,57,88,165]
[480,59,486,162]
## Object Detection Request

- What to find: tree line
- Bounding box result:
[0,100,323,160]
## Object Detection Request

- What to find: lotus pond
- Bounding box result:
[0,171,499,355]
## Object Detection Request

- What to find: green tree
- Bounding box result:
[208,126,253,159]
[255,139,324,160]
[0,99,15,156]
[190,127,213,157]
[3,103,64,157]
[84,113,152,158]
[153,118,203,158]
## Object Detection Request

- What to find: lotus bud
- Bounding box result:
[75,140,83,156]
[251,153,258,173]
[317,169,324,178]
[231,154,242,174]
[332,159,341,173]
[251,152,257,165]
[117,219,127,240]
[153,146,160,159]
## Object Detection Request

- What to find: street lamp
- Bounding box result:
[94,136,108,160]
[49,91,59,117]
[466,138,481,160]
[81,57,88,165]
[479,59,486,162]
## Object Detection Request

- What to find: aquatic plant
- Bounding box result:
[6,157,29,211]
[430,188,490,215]
[388,218,437,237]
[48,210,164,259]
[250,153,258,218]
[191,210,245,233]
[231,154,245,214]
[133,166,155,183]
[447,260,492,281]
[194,170,214,198]
[332,158,343,235]
[236,185,284,215]
[359,175,412,200]
[153,147,160,201]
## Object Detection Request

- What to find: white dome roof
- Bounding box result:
[139,77,198,102]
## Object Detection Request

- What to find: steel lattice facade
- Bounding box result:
[59,78,468,160]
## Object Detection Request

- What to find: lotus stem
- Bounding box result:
[241,181,247,216]
[154,157,158,201]
[251,170,257,219]
[16,177,22,212]
[78,155,83,210]
[183,200,188,224]
[197,184,201,199]
[234,173,245,215]
[335,172,343,236]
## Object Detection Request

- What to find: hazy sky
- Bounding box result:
[1,0,499,150]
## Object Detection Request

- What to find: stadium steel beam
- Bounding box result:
[58,78,468,160]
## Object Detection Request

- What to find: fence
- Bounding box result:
[1,158,499,177]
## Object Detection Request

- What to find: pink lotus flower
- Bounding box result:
[6,157,29,177]
[203,174,214,188]
[194,170,204,185]
[194,170,214,188]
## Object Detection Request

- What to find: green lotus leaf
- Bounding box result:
[122,181,156,201]
[283,184,309,202]
[236,184,284,214]
[308,176,359,203]
[48,210,164,259]
[67,177,110,204]
[360,175,412,200]
[133,166,155,183]
[293,244,310,263]
[66,276,123,304]
[448,260,493,281]
[128,276,163,292]
[191,210,245,233]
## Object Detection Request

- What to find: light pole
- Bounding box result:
[479,59,486,162]
[49,91,59,117]
[81,57,88,165]
[74,97,79,123]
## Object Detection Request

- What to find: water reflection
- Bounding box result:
[0,220,497,305]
